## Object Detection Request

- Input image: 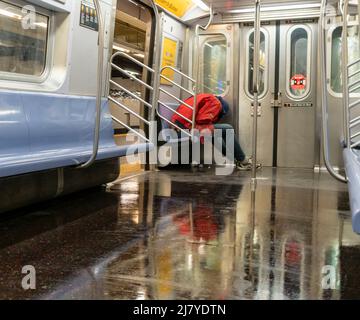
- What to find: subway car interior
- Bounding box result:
[1,0,360,301]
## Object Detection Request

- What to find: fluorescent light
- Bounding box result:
[113,45,130,53]
[192,0,210,12]
[229,3,321,14]
[0,8,22,19]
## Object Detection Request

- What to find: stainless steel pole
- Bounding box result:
[252,0,261,185]
[79,0,104,168]
[319,0,347,182]
[342,0,351,148]
[150,2,163,127]
[193,6,214,138]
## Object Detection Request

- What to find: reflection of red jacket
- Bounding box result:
[171,94,222,133]
[174,205,218,241]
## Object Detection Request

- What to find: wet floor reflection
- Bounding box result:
[0,168,359,300]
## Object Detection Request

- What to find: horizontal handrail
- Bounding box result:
[349,83,360,93]
[157,114,192,137]
[111,63,154,91]
[351,131,360,139]
[349,78,360,89]
[108,97,150,125]
[111,51,155,74]
[109,80,152,108]
[349,99,360,109]
[160,66,196,83]
[157,66,199,140]
[351,139,360,148]
[349,69,360,78]
[160,74,195,96]
[109,51,156,142]
[112,116,150,142]
[158,100,192,124]
[348,58,360,69]
[350,116,360,127]
[159,88,194,110]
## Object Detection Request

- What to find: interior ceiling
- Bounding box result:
[205,0,322,13]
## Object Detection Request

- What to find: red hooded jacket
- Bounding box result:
[171,94,222,133]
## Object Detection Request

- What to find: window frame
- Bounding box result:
[285,24,312,100]
[245,27,269,100]
[327,22,360,98]
[200,33,231,97]
[0,0,54,83]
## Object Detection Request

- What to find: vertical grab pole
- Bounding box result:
[79,0,104,168]
[193,25,200,139]
[251,0,261,185]
[342,0,351,148]
[319,0,347,182]
[193,6,214,139]
[149,1,164,168]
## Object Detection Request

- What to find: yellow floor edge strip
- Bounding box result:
[119,162,142,177]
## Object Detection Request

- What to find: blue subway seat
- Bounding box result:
[343,148,360,234]
[0,90,153,178]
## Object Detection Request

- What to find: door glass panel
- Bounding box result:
[331,26,360,94]
[248,31,266,96]
[203,37,227,95]
[288,27,309,98]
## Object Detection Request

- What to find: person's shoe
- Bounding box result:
[248,157,262,170]
[235,159,252,171]
[235,158,262,171]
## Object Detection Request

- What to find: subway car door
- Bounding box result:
[277,20,318,169]
[239,22,277,167]
[239,20,318,169]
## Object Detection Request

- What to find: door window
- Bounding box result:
[202,36,228,95]
[287,26,311,99]
[247,30,267,97]
[331,26,360,95]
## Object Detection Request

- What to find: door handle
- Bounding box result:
[271,92,283,108]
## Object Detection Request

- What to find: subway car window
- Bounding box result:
[203,37,227,95]
[248,31,266,97]
[114,20,146,52]
[0,1,48,77]
[331,26,360,94]
[288,27,309,98]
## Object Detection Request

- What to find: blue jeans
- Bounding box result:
[213,124,246,162]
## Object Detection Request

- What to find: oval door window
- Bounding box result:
[248,30,267,97]
[202,36,228,96]
[287,27,310,98]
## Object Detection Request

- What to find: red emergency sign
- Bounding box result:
[290,74,306,91]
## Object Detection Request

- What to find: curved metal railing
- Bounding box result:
[157,66,196,138]
[78,0,104,168]
[319,0,347,182]
[108,51,155,142]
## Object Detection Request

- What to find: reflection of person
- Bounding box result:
[171,94,260,170]
[173,204,219,242]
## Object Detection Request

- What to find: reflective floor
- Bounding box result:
[0,167,359,300]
